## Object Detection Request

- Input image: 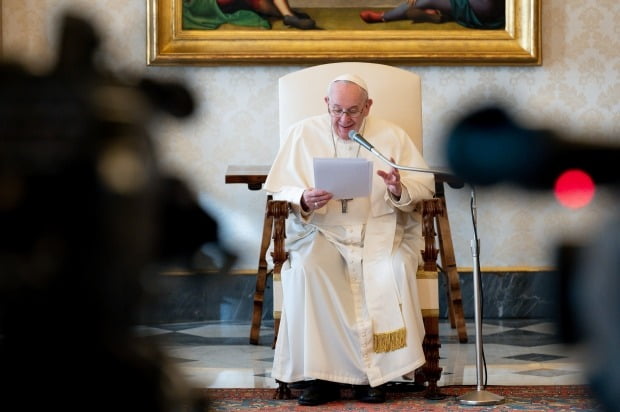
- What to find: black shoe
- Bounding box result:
[283,14,316,30]
[289,380,311,390]
[292,9,311,20]
[297,380,340,406]
[354,385,386,403]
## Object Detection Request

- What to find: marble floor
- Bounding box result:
[138,318,588,390]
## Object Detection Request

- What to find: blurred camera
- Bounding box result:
[0,13,227,411]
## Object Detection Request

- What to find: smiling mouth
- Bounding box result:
[339,126,353,136]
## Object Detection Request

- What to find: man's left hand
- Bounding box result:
[377,158,401,199]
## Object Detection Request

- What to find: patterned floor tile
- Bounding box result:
[516,368,580,378]
[482,329,562,347]
[504,353,566,362]
[149,319,587,388]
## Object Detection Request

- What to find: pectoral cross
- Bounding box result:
[340,199,352,213]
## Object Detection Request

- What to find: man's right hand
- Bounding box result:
[301,188,333,212]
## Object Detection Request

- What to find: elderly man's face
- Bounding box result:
[325,81,372,140]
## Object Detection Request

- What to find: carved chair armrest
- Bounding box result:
[267,199,290,276]
[420,198,443,272]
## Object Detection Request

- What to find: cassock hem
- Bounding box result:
[368,357,427,387]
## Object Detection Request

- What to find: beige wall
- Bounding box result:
[3,1,619,272]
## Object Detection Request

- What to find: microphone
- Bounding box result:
[445,106,620,189]
[348,130,465,189]
[348,130,375,151]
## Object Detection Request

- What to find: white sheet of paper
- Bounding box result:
[313,157,372,199]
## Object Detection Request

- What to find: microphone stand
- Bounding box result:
[457,187,504,406]
[351,132,502,405]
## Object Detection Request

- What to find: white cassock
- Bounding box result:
[264,114,435,387]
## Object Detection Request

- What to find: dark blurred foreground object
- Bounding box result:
[0,13,228,411]
[445,106,619,412]
[445,106,620,189]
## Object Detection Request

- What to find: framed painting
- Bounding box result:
[147,0,541,66]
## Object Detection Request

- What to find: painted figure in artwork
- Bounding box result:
[183,0,316,30]
[360,0,505,29]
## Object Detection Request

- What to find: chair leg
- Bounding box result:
[435,183,468,343]
[250,267,269,345]
[250,197,275,345]
[269,200,289,349]
[273,380,292,399]
[420,313,445,400]
[418,199,444,399]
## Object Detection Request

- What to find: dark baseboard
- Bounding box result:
[141,270,560,325]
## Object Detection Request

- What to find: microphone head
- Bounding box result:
[348,130,374,151]
[446,106,620,189]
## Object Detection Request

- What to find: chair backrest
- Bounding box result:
[278,62,422,154]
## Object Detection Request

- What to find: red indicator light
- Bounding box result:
[554,169,595,209]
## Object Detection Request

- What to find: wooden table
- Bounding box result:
[225,165,271,190]
[225,164,468,344]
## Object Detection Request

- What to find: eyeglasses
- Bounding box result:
[328,103,366,118]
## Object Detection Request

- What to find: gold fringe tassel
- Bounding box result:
[373,327,407,353]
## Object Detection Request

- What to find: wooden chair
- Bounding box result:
[253,62,466,399]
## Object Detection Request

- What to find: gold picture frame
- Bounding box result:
[147,0,541,66]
